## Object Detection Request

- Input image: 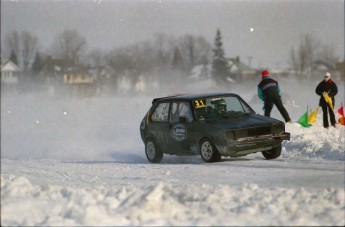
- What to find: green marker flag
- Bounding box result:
[298,106,312,128]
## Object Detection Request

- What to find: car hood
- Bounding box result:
[205,114,283,130]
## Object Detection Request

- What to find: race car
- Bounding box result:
[140,92,290,163]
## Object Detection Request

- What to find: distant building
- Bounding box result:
[228,56,257,82]
[1,60,21,84]
[189,56,257,84]
[301,60,343,81]
[1,60,21,93]
[63,67,97,97]
[40,56,98,97]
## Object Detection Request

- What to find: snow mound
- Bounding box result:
[1,175,344,226]
[284,122,345,161]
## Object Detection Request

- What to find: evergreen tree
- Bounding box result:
[211,29,229,84]
[9,49,18,65]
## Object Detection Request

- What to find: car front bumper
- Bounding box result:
[217,132,290,157]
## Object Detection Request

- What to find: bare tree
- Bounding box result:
[318,44,338,67]
[3,30,40,71]
[178,35,212,70]
[152,33,175,67]
[288,34,338,77]
[288,46,299,73]
[86,49,106,69]
[53,29,87,64]
[4,31,20,59]
[21,30,39,71]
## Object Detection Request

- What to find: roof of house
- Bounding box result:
[1,60,21,72]
[228,58,256,74]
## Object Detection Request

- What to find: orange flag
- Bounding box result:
[338,117,345,126]
[337,103,345,126]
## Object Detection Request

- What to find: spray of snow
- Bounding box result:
[1,78,344,225]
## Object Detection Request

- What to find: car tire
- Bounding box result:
[262,144,282,160]
[200,138,221,162]
[145,139,163,163]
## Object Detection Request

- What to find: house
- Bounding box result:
[40,56,98,97]
[189,56,257,84]
[63,66,97,97]
[312,60,334,72]
[303,60,343,81]
[1,60,21,84]
[1,60,21,93]
[40,56,72,84]
[228,56,257,82]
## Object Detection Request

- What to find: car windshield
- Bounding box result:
[193,95,253,121]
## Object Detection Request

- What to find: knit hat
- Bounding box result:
[261,70,269,78]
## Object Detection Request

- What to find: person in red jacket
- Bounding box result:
[315,72,338,128]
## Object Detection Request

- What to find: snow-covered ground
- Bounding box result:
[1,79,344,226]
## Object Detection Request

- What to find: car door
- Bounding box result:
[149,102,172,153]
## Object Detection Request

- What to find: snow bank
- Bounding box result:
[1,174,344,226]
[285,122,345,160]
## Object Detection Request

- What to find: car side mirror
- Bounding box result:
[179,116,187,123]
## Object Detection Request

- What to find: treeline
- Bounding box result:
[2,30,212,81]
[1,28,342,85]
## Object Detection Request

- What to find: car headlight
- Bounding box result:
[272,124,284,134]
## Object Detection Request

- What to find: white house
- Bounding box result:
[1,60,21,84]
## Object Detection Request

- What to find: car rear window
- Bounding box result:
[151,102,170,122]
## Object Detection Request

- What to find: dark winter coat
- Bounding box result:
[257,77,281,102]
[315,79,338,107]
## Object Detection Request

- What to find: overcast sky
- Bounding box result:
[1,0,344,69]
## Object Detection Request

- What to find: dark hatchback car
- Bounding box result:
[140,92,290,163]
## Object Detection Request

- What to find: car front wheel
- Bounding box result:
[145,139,163,163]
[200,138,221,162]
[262,144,282,160]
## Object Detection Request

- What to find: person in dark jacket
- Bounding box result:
[258,70,291,123]
[315,72,338,128]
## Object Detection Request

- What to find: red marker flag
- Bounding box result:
[338,105,344,116]
[338,103,345,126]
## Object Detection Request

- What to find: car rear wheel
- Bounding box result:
[145,139,163,163]
[200,138,221,162]
[262,144,282,159]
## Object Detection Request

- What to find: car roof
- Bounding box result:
[152,92,239,104]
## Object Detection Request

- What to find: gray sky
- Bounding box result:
[1,0,344,68]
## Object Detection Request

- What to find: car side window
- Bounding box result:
[151,102,170,122]
[171,102,193,123]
